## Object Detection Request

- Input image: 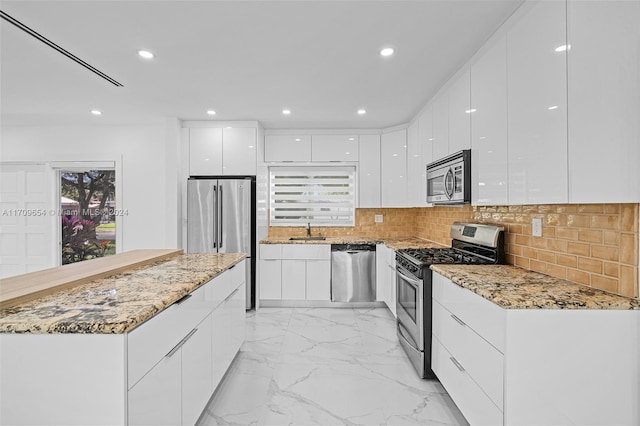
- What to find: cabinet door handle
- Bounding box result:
[263,259,278,261]
[449,356,465,372]
[166,328,198,358]
[450,314,466,327]
[224,287,240,303]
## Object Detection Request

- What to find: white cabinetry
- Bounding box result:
[417,106,433,207]
[258,244,331,302]
[311,135,359,162]
[258,244,282,300]
[432,93,449,161]
[507,0,568,204]
[264,135,312,162]
[567,0,640,203]
[447,68,471,153]
[358,134,381,208]
[189,127,257,176]
[381,129,407,208]
[0,261,246,426]
[375,244,396,318]
[406,120,422,207]
[471,31,509,206]
[432,271,638,426]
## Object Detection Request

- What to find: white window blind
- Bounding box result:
[269,166,355,226]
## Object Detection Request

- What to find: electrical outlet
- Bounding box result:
[532,218,542,237]
[374,214,383,223]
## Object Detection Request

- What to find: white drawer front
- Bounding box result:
[260,244,282,259]
[433,300,504,410]
[282,244,330,260]
[230,259,246,289]
[432,272,505,352]
[432,337,503,426]
[205,272,232,310]
[127,284,209,389]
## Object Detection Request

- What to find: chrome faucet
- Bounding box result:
[306,222,311,237]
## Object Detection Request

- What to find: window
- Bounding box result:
[269,166,355,226]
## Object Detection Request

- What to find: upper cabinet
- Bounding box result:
[507,0,568,205]
[381,129,408,207]
[189,126,257,176]
[417,105,434,207]
[432,93,449,161]
[470,32,509,206]
[189,128,223,176]
[448,68,471,154]
[406,120,422,207]
[358,135,381,208]
[311,135,359,162]
[567,0,640,203]
[264,135,311,162]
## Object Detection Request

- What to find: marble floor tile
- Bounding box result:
[197,307,468,426]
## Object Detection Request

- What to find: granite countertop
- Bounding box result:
[431,264,640,310]
[260,236,444,250]
[0,253,247,334]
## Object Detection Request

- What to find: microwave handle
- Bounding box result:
[445,167,455,199]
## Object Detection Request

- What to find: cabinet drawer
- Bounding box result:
[282,244,330,260]
[433,300,504,410]
[127,284,209,389]
[260,244,282,259]
[432,337,503,426]
[432,272,505,352]
[229,259,246,290]
[205,271,232,310]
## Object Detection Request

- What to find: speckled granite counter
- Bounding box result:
[260,236,444,251]
[431,264,640,310]
[0,253,247,334]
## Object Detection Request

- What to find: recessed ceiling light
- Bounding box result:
[91,110,102,115]
[357,109,367,115]
[282,109,291,115]
[380,47,395,57]
[207,110,216,115]
[138,50,154,59]
[554,44,570,52]
[548,105,559,110]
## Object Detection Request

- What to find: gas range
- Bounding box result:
[396,247,494,278]
[396,223,505,278]
[395,222,505,379]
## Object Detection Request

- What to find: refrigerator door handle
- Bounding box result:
[219,185,223,248]
[212,185,218,249]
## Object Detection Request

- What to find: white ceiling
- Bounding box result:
[0,0,524,129]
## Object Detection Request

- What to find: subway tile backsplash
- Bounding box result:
[268,204,639,298]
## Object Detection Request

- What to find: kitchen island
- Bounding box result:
[0,250,247,425]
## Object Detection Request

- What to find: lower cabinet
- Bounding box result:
[375,244,397,317]
[432,271,639,426]
[128,261,246,426]
[259,244,331,302]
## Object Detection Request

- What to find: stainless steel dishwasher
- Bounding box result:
[331,244,376,302]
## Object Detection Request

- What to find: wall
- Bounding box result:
[268,203,639,299]
[0,123,177,254]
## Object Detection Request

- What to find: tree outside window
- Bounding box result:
[60,170,116,264]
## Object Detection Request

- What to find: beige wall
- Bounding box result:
[268,203,640,299]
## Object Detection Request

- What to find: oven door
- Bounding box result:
[396,265,424,351]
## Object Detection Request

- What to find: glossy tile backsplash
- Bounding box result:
[268,204,639,298]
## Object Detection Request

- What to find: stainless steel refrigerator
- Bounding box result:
[187,177,256,309]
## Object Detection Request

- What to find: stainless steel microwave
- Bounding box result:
[426,149,471,205]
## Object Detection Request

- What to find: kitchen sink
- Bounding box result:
[288,236,327,241]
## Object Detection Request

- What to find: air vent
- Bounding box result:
[0,10,123,87]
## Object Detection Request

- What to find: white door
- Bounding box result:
[0,163,55,278]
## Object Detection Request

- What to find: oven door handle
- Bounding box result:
[398,320,420,352]
[397,268,421,289]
